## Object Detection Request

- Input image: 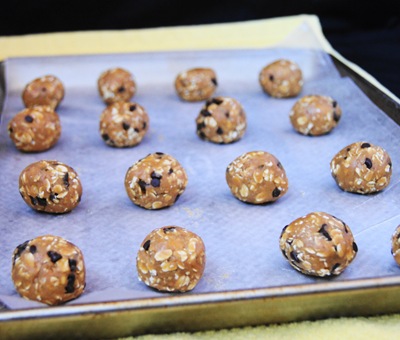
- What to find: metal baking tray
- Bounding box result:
[0,48,399,339]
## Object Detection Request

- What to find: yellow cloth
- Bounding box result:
[1,14,399,339]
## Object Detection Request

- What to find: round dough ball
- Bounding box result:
[259,59,303,98]
[226,151,288,204]
[22,75,65,109]
[289,95,342,136]
[97,67,136,105]
[99,101,149,147]
[125,152,188,210]
[196,96,247,144]
[391,225,400,266]
[136,226,206,292]
[12,235,86,305]
[19,160,83,214]
[8,105,61,152]
[330,141,392,194]
[174,67,217,101]
[279,212,358,277]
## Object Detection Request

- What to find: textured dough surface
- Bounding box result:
[175,67,217,101]
[136,226,206,292]
[11,235,86,305]
[22,75,65,109]
[98,67,136,104]
[279,212,358,277]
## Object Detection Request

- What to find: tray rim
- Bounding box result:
[1,51,400,338]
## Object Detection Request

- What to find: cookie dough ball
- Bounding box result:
[279,212,358,277]
[99,101,149,147]
[125,152,188,210]
[259,59,303,98]
[98,67,136,105]
[22,75,65,109]
[330,142,392,194]
[196,96,247,144]
[19,160,83,214]
[8,106,61,152]
[226,151,288,204]
[174,67,217,102]
[391,225,400,266]
[12,235,86,305]
[137,226,206,292]
[290,95,342,136]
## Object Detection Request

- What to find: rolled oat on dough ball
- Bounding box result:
[330,141,392,194]
[11,235,86,305]
[99,101,149,147]
[259,59,303,98]
[125,152,188,210]
[289,94,342,136]
[97,67,136,105]
[391,225,400,266]
[174,67,217,101]
[8,105,61,152]
[196,96,247,144]
[279,212,358,277]
[226,151,288,204]
[19,160,83,214]
[22,75,65,109]
[136,226,206,292]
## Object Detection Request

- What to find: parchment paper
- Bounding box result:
[0,47,399,310]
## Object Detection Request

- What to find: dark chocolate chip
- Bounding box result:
[277,162,283,169]
[332,100,337,108]
[211,78,218,86]
[41,87,47,92]
[143,122,147,130]
[117,86,125,93]
[29,195,38,206]
[151,178,161,187]
[353,242,358,252]
[29,245,37,254]
[200,109,212,117]
[143,240,151,251]
[47,251,62,263]
[318,224,332,241]
[281,249,288,259]
[331,263,340,273]
[361,143,371,148]
[15,240,29,260]
[8,127,13,133]
[138,179,147,194]
[225,112,230,118]
[24,115,34,123]
[122,122,130,130]
[102,133,110,141]
[155,152,164,156]
[199,131,206,139]
[279,225,289,239]
[216,127,223,135]
[290,251,300,263]
[197,122,206,131]
[134,128,140,133]
[272,188,281,198]
[163,227,176,233]
[168,168,173,174]
[365,158,373,169]
[151,171,162,179]
[333,111,340,122]
[36,196,47,207]
[69,259,77,272]
[211,98,223,105]
[269,74,274,81]
[65,274,75,293]
[129,104,136,111]
[49,193,57,202]
[63,172,69,188]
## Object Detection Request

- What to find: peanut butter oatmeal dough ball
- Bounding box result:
[22,75,65,109]
[99,101,149,147]
[226,151,288,204]
[391,225,400,266]
[8,105,61,152]
[290,95,342,136]
[279,212,358,277]
[136,226,206,292]
[19,160,82,214]
[98,67,136,105]
[330,142,392,194]
[11,235,86,305]
[175,67,217,102]
[125,152,188,210]
[259,59,303,98]
[196,97,247,144]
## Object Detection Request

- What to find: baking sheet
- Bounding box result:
[0,48,399,311]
